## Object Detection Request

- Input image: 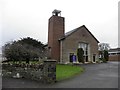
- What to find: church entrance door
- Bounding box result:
[93,54,96,62]
[69,53,74,62]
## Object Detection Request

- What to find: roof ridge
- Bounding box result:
[65,25,84,36]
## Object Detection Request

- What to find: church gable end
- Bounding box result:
[60,25,99,63]
[60,25,99,43]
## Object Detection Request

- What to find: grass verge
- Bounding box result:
[56,64,84,81]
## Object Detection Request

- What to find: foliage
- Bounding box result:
[98,43,110,51]
[56,64,84,81]
[99,50,109,63]
[18,37,44,49]
[98,43,110,63]
[103,50,109,62]
[102,58,107,63]
[77,48,84,63]
[2,37,46,63]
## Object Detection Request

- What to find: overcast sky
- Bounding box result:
[0,0,119,50]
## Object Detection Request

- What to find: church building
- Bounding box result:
[48,10,99,64]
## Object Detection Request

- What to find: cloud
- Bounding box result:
[1,0,119,48]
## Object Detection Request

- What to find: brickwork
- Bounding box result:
[109,55,120,61]
[48,15,65,61]
[109,48,120,61]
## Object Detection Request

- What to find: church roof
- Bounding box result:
[59,25,99,43]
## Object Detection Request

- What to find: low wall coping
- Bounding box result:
[44,60,57,62]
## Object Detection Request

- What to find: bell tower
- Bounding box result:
[48,9,65,61]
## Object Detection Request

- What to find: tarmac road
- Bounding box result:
[2,61,119,88]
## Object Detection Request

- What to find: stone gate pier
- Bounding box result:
[42,60,57,83]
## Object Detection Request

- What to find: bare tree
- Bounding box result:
[98,43,110,51]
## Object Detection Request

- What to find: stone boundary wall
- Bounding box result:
[2,60,56,84]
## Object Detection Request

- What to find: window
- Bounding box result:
[78,43,88,56]
[78,42,89,62]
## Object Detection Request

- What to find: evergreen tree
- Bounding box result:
[77,48,84,63]
[104,50,109,62]
[3,37,46,63]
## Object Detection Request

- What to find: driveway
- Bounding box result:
[2,61,119,88]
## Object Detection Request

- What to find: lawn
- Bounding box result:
[56,64,84,81]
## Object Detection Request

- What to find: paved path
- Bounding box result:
[2,61,119,88]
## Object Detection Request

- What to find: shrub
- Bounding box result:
[2,37,46,63]
[104,50,109,61]
[77,48,84,63]
[102,58,107,63]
